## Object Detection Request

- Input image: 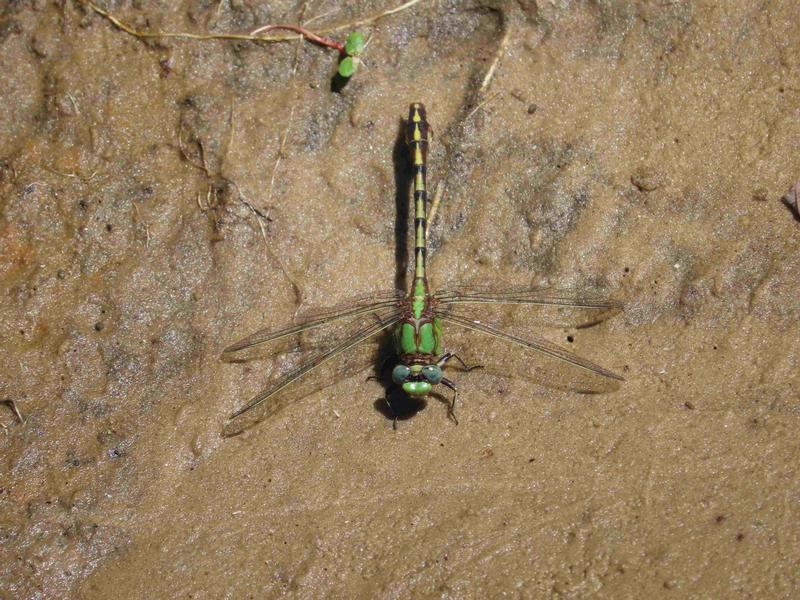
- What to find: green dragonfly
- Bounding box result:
[223,103,623,433]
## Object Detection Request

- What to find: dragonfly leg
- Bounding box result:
[437,352,484,373]
[382,385,399,430]
[441,378,459,425]
[366,354,395,383]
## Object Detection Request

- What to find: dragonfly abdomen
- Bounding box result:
[406,103,430,284]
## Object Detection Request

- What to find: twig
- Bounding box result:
[338,0,424,31]
[43,164,98,182]
[249,24,344,52]
[219,100,236,175]
[76,0,297,42]
[209,0,225,29]
[267,104,296,205]
[67,93,80,115]
[465,90,502,121]
[427,182,445,238]
[226,104,272,252]
[479,25,510,93]
[178,121,210,175]
[782,180,800,223]
[1,399,24,424]
[77,0,427,42]
[303,8,337,26]
[429,6,509,249]
[132,201,151,248]
[239,188,271,250]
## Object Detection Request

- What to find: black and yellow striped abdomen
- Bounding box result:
[406,103,430,292]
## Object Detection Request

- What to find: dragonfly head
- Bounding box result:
[392,363,443,397]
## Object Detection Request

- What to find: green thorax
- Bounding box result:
[393,318,443,359]
[393,284,443,359]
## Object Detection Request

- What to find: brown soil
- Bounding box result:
[2,1,799,598]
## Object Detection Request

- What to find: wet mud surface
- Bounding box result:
[2,1,799,597]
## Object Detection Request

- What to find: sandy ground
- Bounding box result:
[2,0,799,598]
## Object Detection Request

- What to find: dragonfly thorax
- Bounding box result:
[393,315,443,359]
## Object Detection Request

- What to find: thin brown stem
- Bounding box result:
[76,0,427,44]
[249,24,344,52]
[2,399,24,424]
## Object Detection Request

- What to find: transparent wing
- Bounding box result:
[435,284,622,308]
[436,312,623,394]
[223,312,401,436]
[223,289,404,355]
[434,284,622,328]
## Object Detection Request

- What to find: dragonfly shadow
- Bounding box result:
[370,334,428,423]
[367,114,425,425]
[781,195,800,223]
[369,340,475,425]
[393,117,412,291]
[372,391,427,423]
[330,72,351,93]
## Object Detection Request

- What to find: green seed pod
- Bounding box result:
[344,32,365,57]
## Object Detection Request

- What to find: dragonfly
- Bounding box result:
[222,103,623,434]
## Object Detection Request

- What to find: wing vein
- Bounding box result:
[224,298,401,354]
[435,287,622,309]
[229,313,401,420]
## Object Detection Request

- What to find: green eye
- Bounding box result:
[344,32,365,56]
[421,365,443,384]
[392,364,411,384]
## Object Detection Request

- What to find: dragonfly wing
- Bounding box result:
[223,289,404,355]
[436,312,623,394]
[223,312,401,436]
[435,284,622,308]
[434,285,622,328]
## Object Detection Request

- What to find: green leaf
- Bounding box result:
[344,32,365,57]
[338,56,359,78]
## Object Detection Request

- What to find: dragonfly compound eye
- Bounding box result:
[392,364,411,384]
[420,365,443,384]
